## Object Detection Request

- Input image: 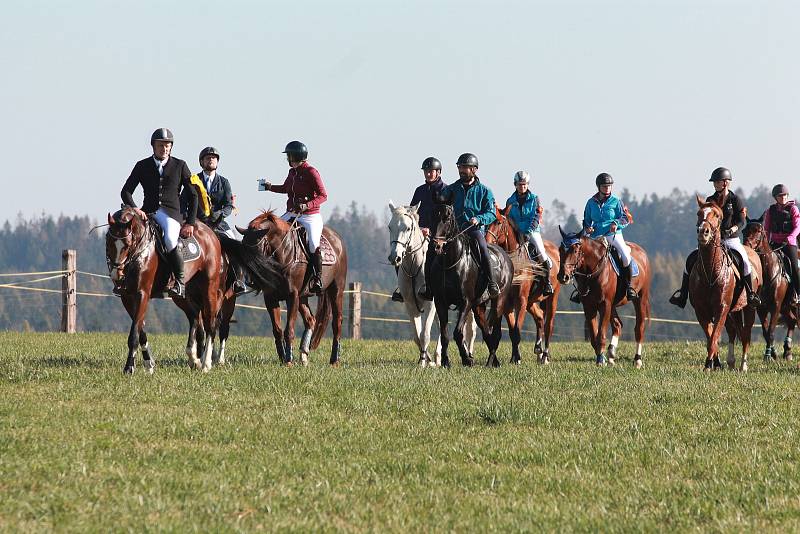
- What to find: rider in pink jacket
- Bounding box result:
[763,183,800,305]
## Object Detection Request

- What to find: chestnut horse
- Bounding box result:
[689,196,762,371]
[430,204,515,367]
[742,217,797,362]
[557,227,651,367]
[486,205,561,364]
[106,208,226,373]
[234,211,347,366]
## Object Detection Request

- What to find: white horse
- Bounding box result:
[388,202,476,366]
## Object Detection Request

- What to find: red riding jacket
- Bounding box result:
[270,162,327,215]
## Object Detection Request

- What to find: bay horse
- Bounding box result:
[486,205,561,364]
[557,227,651,367]
[689,196,762,371]
[234,211,347,366]
[386,202,476,366]
[742,216,797,362]
[106,207,226,373]
[429,203,514,367]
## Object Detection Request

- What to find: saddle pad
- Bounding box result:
[177,236,202,263]
[610,255,639,277]
[318,235,336,266]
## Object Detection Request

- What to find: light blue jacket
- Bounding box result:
[582,193,629,238]
[441,178,497,229]
[506,192,541,234]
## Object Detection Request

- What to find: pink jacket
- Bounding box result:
[763,201,800,246]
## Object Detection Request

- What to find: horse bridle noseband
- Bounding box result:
[390,213,427,258]
[107,218,153,278]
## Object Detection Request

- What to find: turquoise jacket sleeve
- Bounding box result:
[613,198,629,231]
[476,186,497,227]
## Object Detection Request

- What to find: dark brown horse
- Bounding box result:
[234,211,347,366]
[557,227,651,367]
[743,217,797,362]
[688,196,762,371]
[486,205,561,364]
[106,207,226,373]
[430,204,514,367]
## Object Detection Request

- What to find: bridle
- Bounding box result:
[561,236,609,280]
[696,207,729,287]
[106,215,153,280]
[390,212,427,261]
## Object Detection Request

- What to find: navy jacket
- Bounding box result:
[410,178,447,229]
[122,156,197,225]
[182,172,235,232]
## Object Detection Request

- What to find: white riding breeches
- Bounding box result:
[610,233,633,267]
[527,231,552,267]
[153,208,181,251]
[723,237,752,275]
[221,227,237,240]
[281,211,323,252]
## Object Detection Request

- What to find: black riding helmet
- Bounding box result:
[421,157,442,171]
[283,141,308,161]
[151,128,174,144]
[456,153,479,168]
[709,167,732,182]
[595,173,614,186]
[772,184,789,197]
[199,146,220,162]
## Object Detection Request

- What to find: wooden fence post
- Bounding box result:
[349,281,361,340]
[61,249,76,333]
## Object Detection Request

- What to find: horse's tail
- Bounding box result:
[217,235,284,295]
[310,289,331,350]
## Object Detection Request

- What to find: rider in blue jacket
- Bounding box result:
[582,173,636,301]
[420,152,499,299]
[505,170,553,296]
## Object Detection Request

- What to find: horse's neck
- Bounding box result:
[698,237,726,273]
[402,229,426,270]
[270,227,295,264]
[579,241,605,274]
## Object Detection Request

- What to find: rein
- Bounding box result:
[391,212,428,312]
[107,217,154,280]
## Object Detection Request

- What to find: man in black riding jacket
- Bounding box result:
[392,157,448,302]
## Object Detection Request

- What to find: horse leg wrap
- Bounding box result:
[330,339,341,365]
[284,343,293,364]
[300,329,313,354]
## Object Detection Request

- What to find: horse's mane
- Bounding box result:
[502,213,527,247]
[251,209,283,229]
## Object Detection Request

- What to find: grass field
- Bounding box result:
[2,332,800,532]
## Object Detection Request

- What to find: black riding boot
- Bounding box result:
[418,251,436,301]
[744,273,761,308]
[541,261,554,296]
[391,265,404,302]
[481,255,499,298]
[167,247,185,298]
[310,250,323,294]
[622,264,637,300]
[669,272,690,309]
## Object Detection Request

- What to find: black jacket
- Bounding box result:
[409,178,448,229]
[122,156,197,225]
[706,190,744,233]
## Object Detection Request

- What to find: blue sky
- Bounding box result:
[2,0,798,227]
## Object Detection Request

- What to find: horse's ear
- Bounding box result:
[746,215,751,224]
[502,205,512,217]
[696,194,705,208]
[409,202,420,214]
[558,225,566,240]
[235,225,248,235]
[107,212,114,226]
[388,200,396,211]
[577,227,586,238]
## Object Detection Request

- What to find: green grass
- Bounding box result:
[1,332,800,532]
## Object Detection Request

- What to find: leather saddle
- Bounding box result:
[287,223,337,266]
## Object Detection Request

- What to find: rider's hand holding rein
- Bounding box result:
[470,217,479,227]
[180,224,194,238]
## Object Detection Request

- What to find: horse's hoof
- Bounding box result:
[596,356,606,367]
[634,356,643,369]
[764,355,772,363]
[741,362,749,373]
[330,361,340,368]
[785,354,794,362]
[284,361,294,368]
[607,357,616,367]
[143,359,155,375]
[123,365,134,375]
[201,366,211,373]
[534,344,543,355]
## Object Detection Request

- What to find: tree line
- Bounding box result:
[0,184,777,342]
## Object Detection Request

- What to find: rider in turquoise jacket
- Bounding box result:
[420,153,500,299]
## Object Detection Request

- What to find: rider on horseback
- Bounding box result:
[421,153,499,299]
[120,128,197,298]
[392,157,448,303]
[669,167,761,308]
[505,170,554,296]
[763,183,800,306]
[582,173,637,301]
[183,146,247,295]
[259,141,327,294]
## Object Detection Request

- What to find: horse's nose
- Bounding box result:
[390,255,401,266]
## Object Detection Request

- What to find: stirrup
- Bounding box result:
[668,289,687,308]
[310,278,323,294]
[747,292,761,307]
[391,288,404,303]
[169,280,185,298]
[541,281,554,296]
[232,280,249,296]
[488,280,500,297]
[112,285,124,297]
[569,289,582,304]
